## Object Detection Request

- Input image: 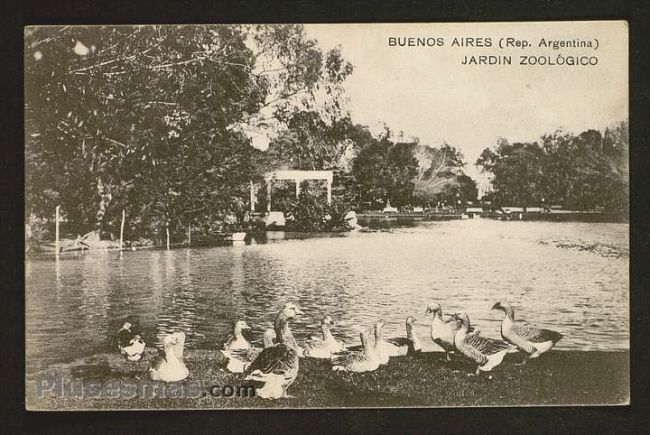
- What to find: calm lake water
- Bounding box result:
[26,220,629,373]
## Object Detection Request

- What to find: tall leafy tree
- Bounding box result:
[413,143,476,206]
[25,24,353,241]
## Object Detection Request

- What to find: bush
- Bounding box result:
[286,186,352,232]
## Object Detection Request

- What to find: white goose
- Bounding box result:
[492,302,563,364]
[223,320,251,350]
[331,328,379,373]
[424,303,462,361]
[303,315,346,359]
[454,312,512,376]
[243,303,302,399]
[170,331,186,361]
[150,332,189,382]
[117,321,146,362]
[372,319,392,364]
[223,320,252,352]
[380,316,422,356]
[222,329,275,373]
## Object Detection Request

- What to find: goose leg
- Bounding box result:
[281,384,295,399]
[515,353,529,366]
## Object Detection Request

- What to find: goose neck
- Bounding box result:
[407,324,422,351]
[234,327,245,341]
[322,323,334,342]
[275,313,293,344]
[454,326,467,348]
[262,333,275,349]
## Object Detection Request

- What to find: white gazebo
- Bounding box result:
[250,170,334,212]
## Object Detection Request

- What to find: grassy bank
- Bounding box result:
[26,348,629,410]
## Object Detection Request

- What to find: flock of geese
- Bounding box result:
[116,301,563,399]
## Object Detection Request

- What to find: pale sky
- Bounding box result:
[304,22,628,189]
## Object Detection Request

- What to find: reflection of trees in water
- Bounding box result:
[78,253,110,333]
[202,247,250,341]
[155,249,199,348]
[238,249,357,340]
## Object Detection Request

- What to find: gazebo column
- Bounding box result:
[295,179,301,198]
[267,179,272,212]
[249,181,256,212]
[326,179,332,205]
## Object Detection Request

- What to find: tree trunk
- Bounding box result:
[55,205,61,252]
[166,221,170,250]
[96,177,113,232]
[119,209,126,250]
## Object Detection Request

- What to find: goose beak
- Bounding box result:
[242,322,251,330]
[491,302,501,310]
[295,307,304,315]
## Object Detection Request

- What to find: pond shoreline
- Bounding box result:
[26,349,629,409]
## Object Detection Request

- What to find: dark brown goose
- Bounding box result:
[243,303,302,399]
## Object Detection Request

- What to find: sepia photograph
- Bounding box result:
[24,21,629,410]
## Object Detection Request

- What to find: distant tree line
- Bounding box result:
[476,122,628,210]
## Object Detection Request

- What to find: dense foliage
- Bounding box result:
[351,130,478,209]
[25,25,352,243]
[476,122,628,210]
[284,185,350,232]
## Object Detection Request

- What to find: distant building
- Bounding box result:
[465,207,484,218]
[382,201,398,213]
[501,207,524,214]
[501,206,524,220]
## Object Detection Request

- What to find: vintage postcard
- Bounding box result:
[25,21,629,410]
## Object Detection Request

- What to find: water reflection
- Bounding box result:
[26,220,629,372]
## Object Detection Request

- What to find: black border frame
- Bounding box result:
[3,1,649,433]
